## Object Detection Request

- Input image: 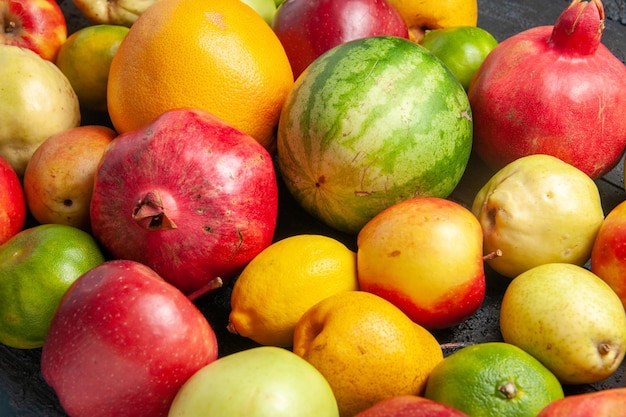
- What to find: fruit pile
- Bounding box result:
[1,0,626,415]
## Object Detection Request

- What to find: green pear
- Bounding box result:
[472,154,604,279]
[500,263,626,385]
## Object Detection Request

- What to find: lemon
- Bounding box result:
[293,290,444,417]
[227,234,359,347]
[55,24,129,112]
[0,224,105,349]
[424,342,564,417]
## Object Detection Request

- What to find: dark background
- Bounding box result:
[1,0,626,415]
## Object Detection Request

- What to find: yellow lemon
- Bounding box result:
[227,234,358,347]
[293,290,443,417]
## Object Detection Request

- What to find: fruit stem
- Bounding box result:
[186,277,224,301]
[498,381,518,399]
[132,191,177,231]
[483,249,503,261]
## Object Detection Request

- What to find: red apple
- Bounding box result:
[357,197,486,330]
[40,259,219,417]
[0,0,67,61]
[0,154,26,245]
[590,199,626,308]
[536,388,626,417]
[355,395,470,417]
[89,108,279,298]
[272,0,408,79]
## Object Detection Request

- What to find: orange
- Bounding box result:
[107,0,294,152]
[0,224,105,349]
[386,0,478,42]
[227,234,359,347]
[424,342,564,417]
[55,24,129,112]
[293,290,443,417]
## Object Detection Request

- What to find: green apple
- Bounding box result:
[471,154,604,279]
[0,45,80,177]
[419,26,498,90]
[168,346,340,417]
[500,263,626,385]
[240,0,276,25]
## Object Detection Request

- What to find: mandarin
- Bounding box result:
[107,0,294,152]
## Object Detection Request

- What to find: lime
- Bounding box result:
[420,26,498,90]
[0,224,105,349]
[55,24,129,112]
[424,342,564,417]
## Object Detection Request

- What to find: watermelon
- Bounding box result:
[277,36,473,235]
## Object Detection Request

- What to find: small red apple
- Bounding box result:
[590,199,626,308]
[40,259,219,417]
[355,395,470,417]
[357,197,486,330]
[0,154,26,245]
[272,0,408,79]
[536,388,626,417]
[0,0,67,61]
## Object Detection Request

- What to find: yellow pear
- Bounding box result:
[500,263,626,385]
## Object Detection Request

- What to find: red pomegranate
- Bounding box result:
[90,108,279,298]
[468,0,626,179]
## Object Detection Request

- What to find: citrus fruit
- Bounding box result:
[293,290,444,417]
[227,234,358,347]
[420,26,499,90]
[386,0,478,41]
[499,263,626,385]
[55,24,129,112]
[277,35,472,235]
[23,125,116,231]
[0,224,105,349]
[424,342,564,417]
[107,0,294,152]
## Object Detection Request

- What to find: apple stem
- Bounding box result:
[186,277,224,301]
[482,249,503,261]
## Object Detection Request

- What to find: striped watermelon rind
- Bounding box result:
[277,36,473,235]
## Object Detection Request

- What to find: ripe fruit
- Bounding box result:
[90,108,279,297]
[590,199,626,308]
[41,259,219,417]
[0,155,26,245]
[386,0,478,41]
[71,0,158,26]
[241,0,276,25]
[499,263,626,385]
[293,290,443,417]
[227,234,359,347]
[0,0,67,61]
[536,388,626,417]
[55,24,129,112]
[277,35,472,235]
[271,0,408,79]
[355,395,471,417]
[23,125,116,231]
[419,26,498,90]
[0,224,105,349]
[357,197,485,330]
[0,44,80,177]
[169,346,340,417]
[424,342,564,417]
[107,0,294,151]
[468,0,626,179]
[472,154,604,279]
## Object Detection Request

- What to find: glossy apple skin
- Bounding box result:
[355,395,470,417]
[272,0,408,78]
[40,259,219,417]
[357,197,486,329]
[590,199,626,308]
[0,155,26,245]
[536,388,626,417]
[0,0,67,61]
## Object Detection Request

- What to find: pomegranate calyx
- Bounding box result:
[132,191,178,231]
[550,0,605,56]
